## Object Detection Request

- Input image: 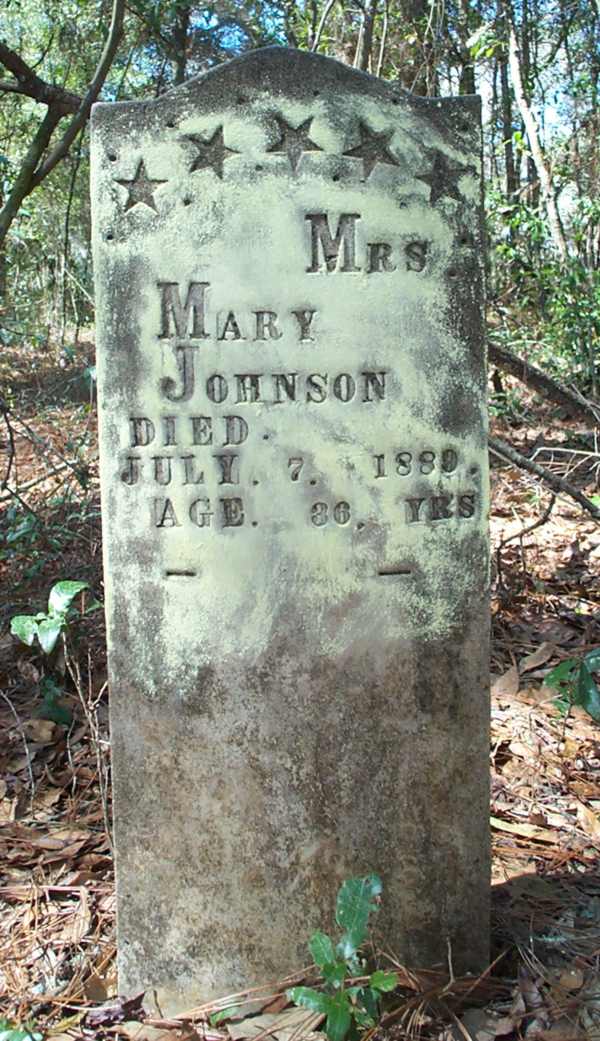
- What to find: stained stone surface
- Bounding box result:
[91,47,490,1015]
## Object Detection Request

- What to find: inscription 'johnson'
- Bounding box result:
[159,366,388,405]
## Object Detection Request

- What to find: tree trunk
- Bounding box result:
[504,0,568,260]
[173,6,191,85]
[355,0,378,71]
[0,107,61,248]
[498,2,517,200]
[457,0,475,94]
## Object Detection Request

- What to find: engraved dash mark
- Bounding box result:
[378,566,412,576]
[165,569,197,578]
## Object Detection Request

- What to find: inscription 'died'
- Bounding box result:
[117,213,479,539]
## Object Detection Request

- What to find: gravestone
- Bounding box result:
[91,47,490,1014]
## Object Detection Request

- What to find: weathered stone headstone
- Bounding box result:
[91,47,490,1014]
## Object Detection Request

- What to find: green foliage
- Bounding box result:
[37,676,73,725]
[1,487,97,580]
[11,579,89,655]
[288,875,398,1041]
[489,195,600,394]
[0,1019,42,1041]
[544,648,600,721]
[208,1008,238,1026]
[335,874,382,959]
[488,384,528,422]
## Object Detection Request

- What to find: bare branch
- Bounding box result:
[311,0,339,52]
[0,41,80,112]
[31,0,126,187]
[489,340,600,425]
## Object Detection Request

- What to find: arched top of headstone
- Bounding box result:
[92,45,480,148]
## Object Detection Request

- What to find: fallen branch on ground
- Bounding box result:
[489,341,600,426]
[489,434,600,520]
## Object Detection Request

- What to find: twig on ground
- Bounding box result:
[65,646,113,850]
[0,689,36,805]
[1,482,41,519]
[0,461,70,502]
[489,341,600,425]
[496,494,556,588]
[12,412,88,480]
[0,395,16,491]
[489,435,600,520]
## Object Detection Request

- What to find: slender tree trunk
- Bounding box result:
[497,2,517,200]
[0,0,125,250]
[355,0,378,71]
[173,6,191,85]
[311,0,338,53]
[505,1,568,260]
[458,0,475,94]
[375,0,388,77]
[0,107,61,247]
[499,55,517,198]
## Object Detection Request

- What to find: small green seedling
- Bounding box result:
[544,648,600,721]
[287,874,398,1041]
[11,580,90,655]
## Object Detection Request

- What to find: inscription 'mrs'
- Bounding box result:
[306,213,428,274]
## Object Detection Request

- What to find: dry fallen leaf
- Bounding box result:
[27,827,92,850]
[520,643,556,672]
[85,991,146,1028]
[556,967,585,993]
[227,1009,324,1041]
[22,718,58,744]
[536,1018,584,1040]
[491,815,557,843]
[64,888,91,946]
[16,658,41,684]
[452,1008,506,1041]
[118,1023,184,1041]
[576,803,600,845]
[84,971,110,1003]
[492,666,520,698]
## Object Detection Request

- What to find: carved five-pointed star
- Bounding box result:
[184,125,238,179]
[267,115,322,172]
[116,160,167,211]
[415,149,476,204]
[342,121,399,179]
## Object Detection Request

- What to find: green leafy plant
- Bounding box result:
[544,648,600,721]
[37,675,72,726]
[287,875,398,1041]
[0,1019,42,1041]
[11,580,89,655]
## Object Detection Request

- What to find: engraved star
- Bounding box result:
[342,121,399,179]
[116,160,167,212]
[415,149,476,205]
[184,126,238,179]
[267,115,322,173]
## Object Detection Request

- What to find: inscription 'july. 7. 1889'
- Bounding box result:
[118,214,479,535]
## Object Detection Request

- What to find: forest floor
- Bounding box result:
[1,339,599,1040]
